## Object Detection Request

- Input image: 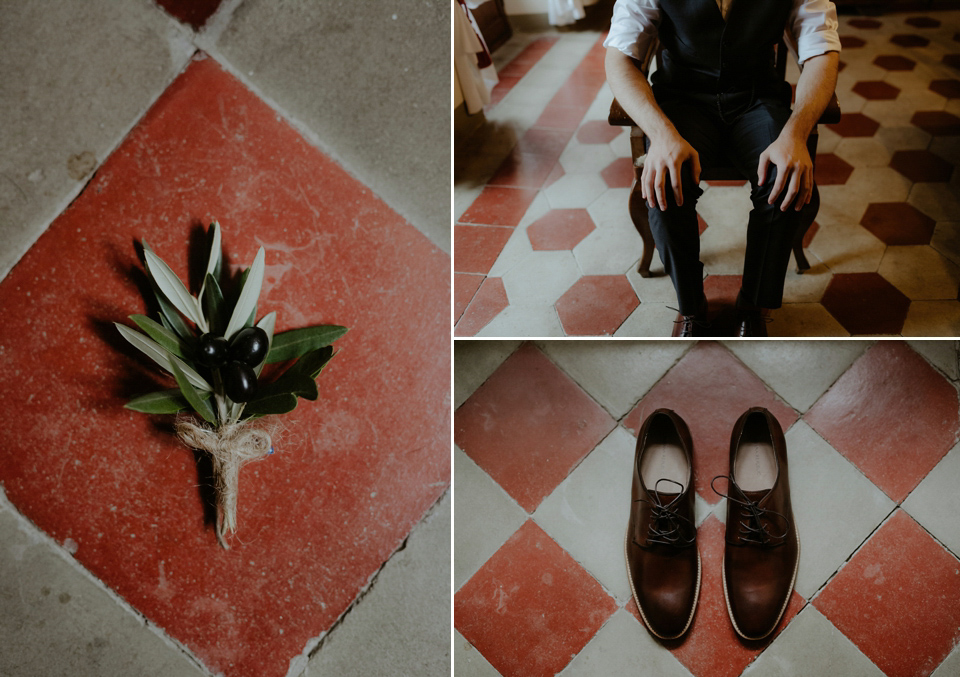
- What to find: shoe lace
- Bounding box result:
[634,478,696,548]
[667,307,711,334]
[711,475,789,546]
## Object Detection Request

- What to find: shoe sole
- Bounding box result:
[721,525,801,641]
[623,528,701,640]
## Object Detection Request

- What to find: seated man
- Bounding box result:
[604,0,840,336]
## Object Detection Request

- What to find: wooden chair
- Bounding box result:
[609,39,841,278]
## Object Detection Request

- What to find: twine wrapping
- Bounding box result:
[175,419,272,549]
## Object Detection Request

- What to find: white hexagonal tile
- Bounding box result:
[833,137,893,167]
[545,173,609,209]
[773,303,850,337]
[878,245,960,300]
[560,141,617,174]
[586,187,636,230]
[807,221,886,273]
[500,249,581,306]
[477,302,565,337]
[904,441,960,558]
[572,221,643,275]
[902,300,960,337]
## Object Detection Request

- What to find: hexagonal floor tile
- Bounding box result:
[890,33,930,47]
[874,55,916,71]
[840,35,866,48]
[527,209,596,251]
[879,245,960,300]
[555,275,639,336]
[827,112,881,137]
[860,202,936,245]
[944,54,960,71]
[905,16,940,28]
[576,119,622,145]
[848,18,881,29]
[890,149,954,183]
[814,153,855,184]
[455,277,509,337]
[912,111,960,136]
[601,157,635,189]
[851,80,900,100]
[820,272,911,335]
[929,79,960,99]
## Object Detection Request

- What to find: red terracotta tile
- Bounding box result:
[838,60,847,73]
[455,273,485,322]
[489,151,560,189]
[827,112,881,137]
[555,275,640,336]
[851,80,901,100]
[489,76,522,107]
[536,104,590,130]
[623,342,798,504]
[544,162,565,188]
[814,153,855,185]
[652,517,805,677]
[946,54,960,71]
[848,18,882,28]
[820,273,911,335]
[929,79,960,99]
[805,342,959,502]
[577,120,622,144]
[705,180,748,187]
[874,55,917,71]
[890,149,955,183]
[839,35,867,48]
[891,33,930,47]
[601,157,637,188]
[527,209,596,250]
[905,16,940,28]
[549,82,604,109]
[814,510,960,677]
[515,127,574,159]
[454,343,616,512]
[912,110,960,136]
[454,277,509,336]
[454,520,617,677]
[860,202,936,245]
[454,224,513,274]
[155,0,222,29]
[698,214,709,235]
[459,186,538,226]
[703,274,743,308]
[0,56,449,677]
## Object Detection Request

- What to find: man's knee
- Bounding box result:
[650,167,703,213]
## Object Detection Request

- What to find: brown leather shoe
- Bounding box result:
[713,408,799,640]
[625,409,701,639]
[671,296,710,337]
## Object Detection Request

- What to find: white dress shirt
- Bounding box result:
[603,0,841,64]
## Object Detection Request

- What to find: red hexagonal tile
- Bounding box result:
[945,54,960,71]
[454,224,514,274]
[515,127,574,159]
[455,277,509,336]
[837,60,847,73]
[905,16,940,28]
[848,18,882,29]
[623,342,798,504]
[840,35,866,48]
[860,202,936,245]
[874,55,917,71]
[821,272,911,335]
[576,119,623,144]
[600,156,636,188]
[929,79,960,98]
[527,209,596,250]
[459,186,539,227]
[851,80,900,100]
[814,510,960,677]
[814,153,855,184]
[890,149,954,183]
[555,275,639,336]
[805,341,960,502]
[697,213,709,235]
[455,273,484,322]
[827,112,881,137]
[489,152,563,189]
[891,33,930,48]
[454,343,616,512]
[454,520,617,677]
[156,0,223,29]
[912,110,960,136]
[544,162,565,188]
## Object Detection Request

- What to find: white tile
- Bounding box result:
[931,221,960,268]
[772,303,850,337]
[545,173,609,209]
[697,185,758,275]
[807,221,886,274]
[583,83,615,122]
[742,606,885,677]
[902,301,960,337]
[454,341,522,409]
[835,87,866,114]
[878,245,960,300]
[910,182,960,222]
[609,131,633,159]
[781,258,832,303]
[842,166,913,204]
[862,94,944,127]
[537,341,691,418]
[903,441,960,558]
[587,187,637,231]
[572,220,644,275]
[722,341,869,412]
[932,641,960,677]
[833,137,892,168]
[906,340,959,380]
[614,303,680,337]
[560,140,617,175]
[500,250,580,306]
[487,225,536,278]
[454,448,527,590]
[533,427,637,602]
[626,264,680,304]
[809,184,868,227]
[477,302,565,337]
[874,125,932,153]
[559,609,693,677]
[815,126,842,154]
[453,630,502,677]
[785,422,895,598]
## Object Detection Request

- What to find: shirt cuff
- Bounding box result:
[602,0,660,60]
[792,0,842,63]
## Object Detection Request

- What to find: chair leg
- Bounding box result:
[629,170,655,278]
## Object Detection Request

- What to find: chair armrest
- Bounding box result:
[817,92,841,126]
[609,98,636,126]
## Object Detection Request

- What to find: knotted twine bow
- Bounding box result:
[175,419,272,548]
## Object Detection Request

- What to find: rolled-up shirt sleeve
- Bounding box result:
[603,0,661,60]
[787,0,841,63]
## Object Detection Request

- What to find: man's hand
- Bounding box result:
[757,131,813,212]
[643,132,701,210]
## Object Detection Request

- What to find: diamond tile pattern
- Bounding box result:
[454,11,960,336]
[455,340,960,677]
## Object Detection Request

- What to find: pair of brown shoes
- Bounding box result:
[625,407,799,641]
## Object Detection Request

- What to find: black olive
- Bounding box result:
[197,333,229,368]
[229,326,269,367]
[222,361,257,403]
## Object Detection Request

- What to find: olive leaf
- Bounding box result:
[224,247,265,340]
[257,368,319,402]
[171,361,217,424]
[129,314,186,359]
[266,326,348,363]
[115,323,212,391]
[201,273,225,336]
[144,246,205,329]
[291,346,335,379]
[243,392,299,419]
[199,221,222,300]
[255,311,277,377]
[125,388,195,415]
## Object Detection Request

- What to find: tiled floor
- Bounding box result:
[0,2,449,677]
[454,10,960,336]
[454,339,960,677]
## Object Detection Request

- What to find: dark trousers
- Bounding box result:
[647,92,819,315]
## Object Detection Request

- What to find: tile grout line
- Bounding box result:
[0,485,217,677]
